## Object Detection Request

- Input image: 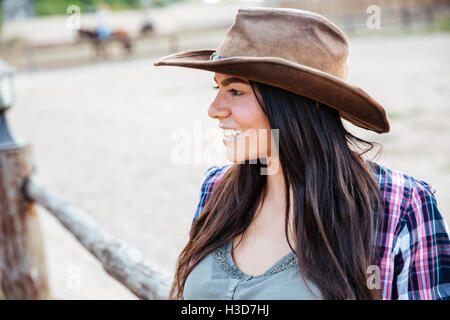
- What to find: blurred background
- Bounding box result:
[0,0,449,299]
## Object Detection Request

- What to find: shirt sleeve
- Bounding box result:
[392,179,450,299]
[189,165,230,239]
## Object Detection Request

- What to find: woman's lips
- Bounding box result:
[223,134,238,145]
[222,129,244,145]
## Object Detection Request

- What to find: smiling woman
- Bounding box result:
[211,73,273,165]
[153,7,450,300]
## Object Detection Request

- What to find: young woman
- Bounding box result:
[154,7,450,300]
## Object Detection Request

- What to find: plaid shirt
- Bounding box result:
[190,162,450,300]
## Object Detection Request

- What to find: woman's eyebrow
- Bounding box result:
[213,76,249,86]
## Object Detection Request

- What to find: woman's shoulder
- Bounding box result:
[200,161,439,205]
[366,160,437,198]
[192,164,233,223]
[201,161,438,202]
[195,161,441,229]
[366,160,440,230]
[200,164,233,190]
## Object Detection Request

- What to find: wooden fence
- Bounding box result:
[0,109,172,299]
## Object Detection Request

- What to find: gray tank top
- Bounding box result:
[183,239,323,300]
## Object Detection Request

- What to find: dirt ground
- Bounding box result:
[7,31,450,299]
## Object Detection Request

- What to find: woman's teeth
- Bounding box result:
[223,129,243,138]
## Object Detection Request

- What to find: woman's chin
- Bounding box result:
[225,154,242,163]
[225,152,261,164]
[224,136,266,163]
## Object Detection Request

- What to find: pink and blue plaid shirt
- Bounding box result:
[190,161,450,300]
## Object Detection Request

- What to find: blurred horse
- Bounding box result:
[77,28,133,60]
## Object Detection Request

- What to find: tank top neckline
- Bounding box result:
[212,239,298,280]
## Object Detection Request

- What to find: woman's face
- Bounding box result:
[208,72,273,163]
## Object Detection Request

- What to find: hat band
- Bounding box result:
[210,53,228,61]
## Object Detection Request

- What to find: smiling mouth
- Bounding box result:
[222,128,244,144]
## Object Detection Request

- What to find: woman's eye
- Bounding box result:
[211,85,243,96]
[229,89,243,96]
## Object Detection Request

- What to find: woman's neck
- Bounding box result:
[254,156,296,244]
[264,156,292,208]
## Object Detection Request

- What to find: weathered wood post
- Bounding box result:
[0,59,49,299]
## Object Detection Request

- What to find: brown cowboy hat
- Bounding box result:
[153,7,390,133]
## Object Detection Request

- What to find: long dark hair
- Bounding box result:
[169,80,385,300]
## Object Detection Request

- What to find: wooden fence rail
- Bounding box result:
[24,175,172,300]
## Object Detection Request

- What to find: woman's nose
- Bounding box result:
[207,95,231,119]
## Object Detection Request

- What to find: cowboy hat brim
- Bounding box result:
[153,49,390,134]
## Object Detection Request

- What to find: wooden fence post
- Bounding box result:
[0,108,50,299]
